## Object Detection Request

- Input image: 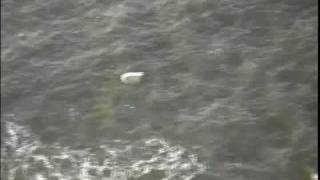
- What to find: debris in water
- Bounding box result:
[120,72,144,85]
[311,173,318,180]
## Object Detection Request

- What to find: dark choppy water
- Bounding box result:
[1,0,318,179]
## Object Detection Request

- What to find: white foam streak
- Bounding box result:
[2,121,206,180]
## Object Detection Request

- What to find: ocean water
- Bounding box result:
[1,0,317,179]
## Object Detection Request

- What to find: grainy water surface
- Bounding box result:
[1,0,318,179]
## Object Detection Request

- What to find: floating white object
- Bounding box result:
[120,72,144,84]
[312,173,318,180]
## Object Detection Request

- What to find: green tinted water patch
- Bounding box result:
[81,74,128,138]
[175,121,199,138]
[158,120,200,145]
[285,152,316,180]
[259,104,317,179]
[236,60,257,83]
[267,111,297,133]
[160,121,194,138]
[259,105,299,148]
[13,168,25,180]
